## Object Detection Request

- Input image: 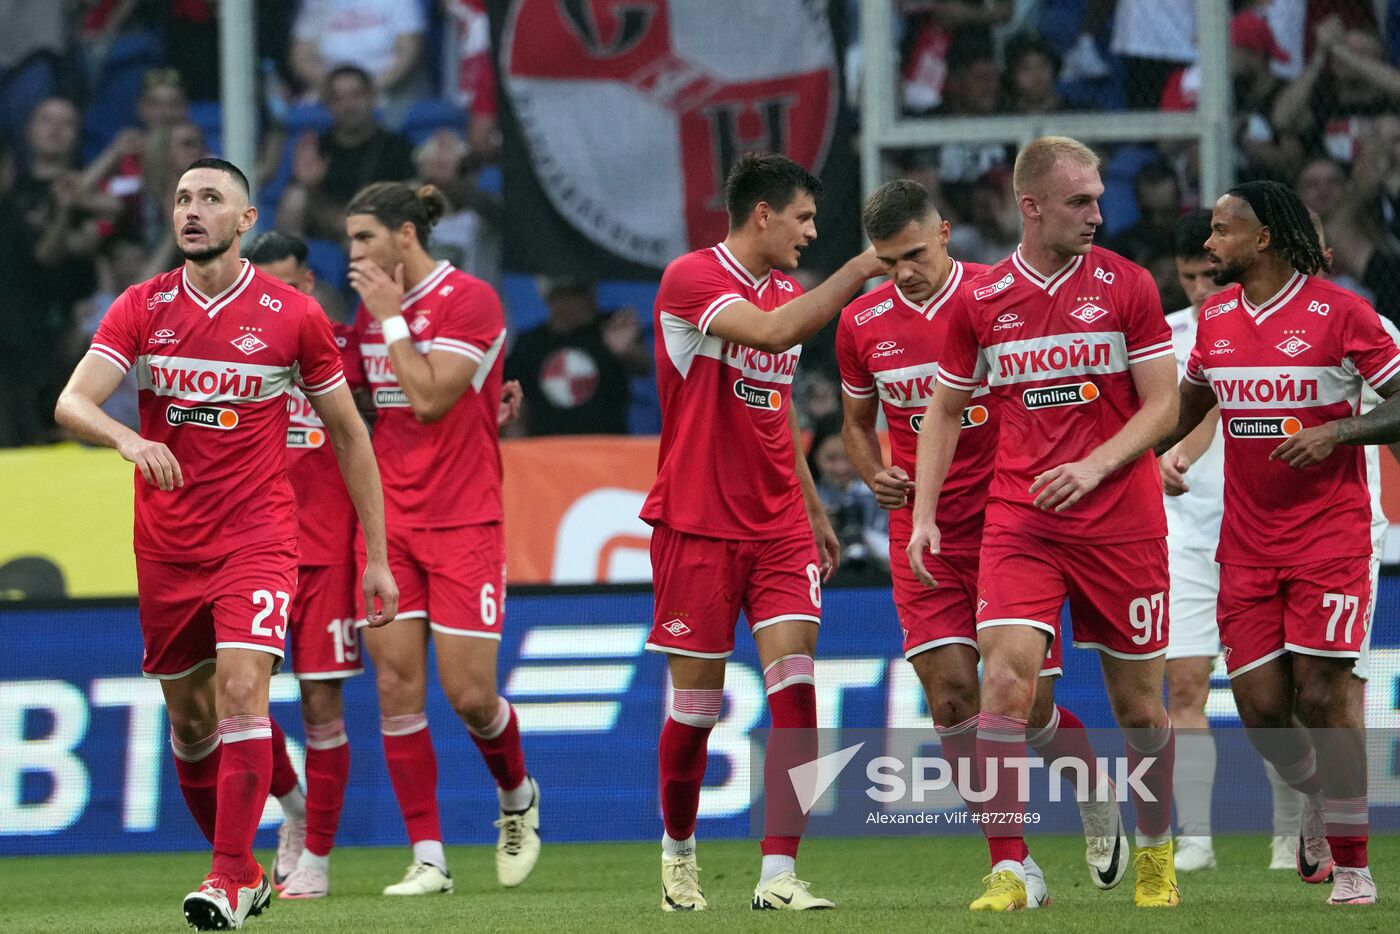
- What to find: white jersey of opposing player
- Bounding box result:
[1164,307,1225,550]
[1167,307,1392,555]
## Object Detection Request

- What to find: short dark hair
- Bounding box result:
[1004,31,1062,76]
[347,181,450,248]
[1227,179,1330,275]
[1134,160,1180,199]
[862,179,938,242]
[247,231,308,266]
[1172,208,1213,260]
[723,152,822,228]
[326,64,374,91]
[183,157,250,198]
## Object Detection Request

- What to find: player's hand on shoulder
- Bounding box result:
[361,560,399,627]
[349,261,405,322]
[1030,458,1106,512]
[871,465,914,510]
[1159,451,1191,496]
[118,435,183,491]
[905,522,940,589]
[1270,422,1338,468]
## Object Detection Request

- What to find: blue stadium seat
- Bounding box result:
[476,163,503,195]
[596,280,659,317]
[501,273,550,333]
[398,98,467,146]
[305,238,350,300]
[81,30,164,162]
[188,100,223,156]
[1099,144,1159,235]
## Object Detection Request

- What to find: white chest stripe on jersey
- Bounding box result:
[358,341,434,386]
[137,354,291,402]
[1203,364,1361,409]
[983,331,1128,387]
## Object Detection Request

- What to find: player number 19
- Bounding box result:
[326,617,360,663]
[1322,592,1360,644]
[1128,592,1165,645]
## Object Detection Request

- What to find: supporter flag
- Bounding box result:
[486,0,860,277]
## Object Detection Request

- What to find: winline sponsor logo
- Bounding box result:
[373,387,411,408]
[1228,416,1302,438]
[1022,381,1098,409]
[733,379,782,410]
[166,405,238,429]
[960,404,988,429]
[286,427,326,448]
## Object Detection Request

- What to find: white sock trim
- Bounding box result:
[469,697,511,740]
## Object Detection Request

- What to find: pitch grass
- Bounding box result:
[5,835,1397,933]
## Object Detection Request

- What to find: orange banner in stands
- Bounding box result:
[502,435,660,584]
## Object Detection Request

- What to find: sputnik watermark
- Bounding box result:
[788,742,1153,816]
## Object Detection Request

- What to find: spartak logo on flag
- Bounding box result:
[500,0,838,267]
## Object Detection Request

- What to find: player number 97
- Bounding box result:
[1127,592,1165,646]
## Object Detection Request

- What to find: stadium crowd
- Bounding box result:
[3,0,1400,467]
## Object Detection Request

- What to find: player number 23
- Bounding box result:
[251,589,290,640]
[1128,592,1165,645]
[1322,592,1360,644]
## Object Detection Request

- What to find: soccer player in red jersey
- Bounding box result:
[838,179,1127,907]
[54,158,398,930]
[643,153,882,911]
[245,232,361,899]
[1162,181,1399,907]
[345,181,540,896]
[907,137,1182,910]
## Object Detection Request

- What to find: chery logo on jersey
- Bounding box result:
[166,405,238,429]
[974,273,1014,300]
[993,312,1023,332]
[1228,416,1303,438]
[1277,337,1312,358]
[872,341,903,359]
[1211,339,1234,356]
[1022,381,1099,409]
[855,299,894,326]
[286,427,326,448]
[146,288,178,309]
[1205,299,1238,321]
[148,328,178,345]
[1070,302,1109,324]
[230,334,268,356]
[733,379,782,410]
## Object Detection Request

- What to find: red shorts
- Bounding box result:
[977,526,1170,660]
[1219,557,1373,678]
[289,562,363,679]
[894,539,1062,675]
[647,524,821,658]
[136,540,298,678]
[358,522,505,639]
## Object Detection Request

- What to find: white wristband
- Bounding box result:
[380,315,411,346]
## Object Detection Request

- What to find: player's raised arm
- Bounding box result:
[906,381,972,587]
[706,247,883,353]
[306,382,398,626]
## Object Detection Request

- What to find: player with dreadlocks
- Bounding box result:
[1157,180,1398,906]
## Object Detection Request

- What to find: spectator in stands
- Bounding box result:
[0,1,69,147]
[1003,32,1067,115]
[414,128,502,286]
[929,35,1010,222]
[74,235,147,431]
[808,416,888,581]
[504,280,650,436]
[443,0,501,163]
[898,0,1012,115]
[1273,15,1400,168]
[1106,160,1181,263]
[277,65,415,241]
[291,0,427,121]
[1109,0,1197,109]
[1313,120,1400,324]
[947,165,1020,265]
[1295,154,1348,224]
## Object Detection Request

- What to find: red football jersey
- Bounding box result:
[641,243,807,539]
[835,261,996,550]
[353,262,506,528]
[1186,273,1400,565]
[286,322,361,567]
[937,247,1173,543]
[88,260,346,562]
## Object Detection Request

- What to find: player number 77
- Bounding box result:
[1322,592,1360,644]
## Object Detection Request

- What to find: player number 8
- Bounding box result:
[1128,592,1165,645]
[805,564,822,609]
